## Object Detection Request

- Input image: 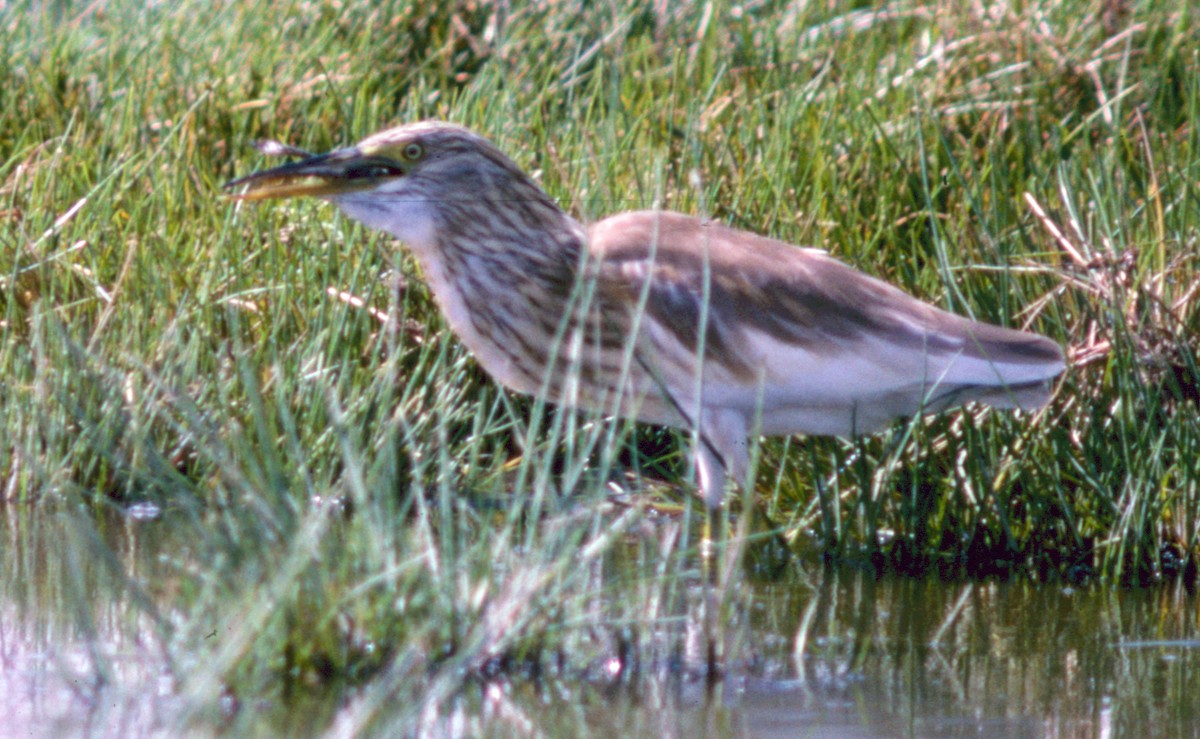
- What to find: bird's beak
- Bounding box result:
[223,145,404,202]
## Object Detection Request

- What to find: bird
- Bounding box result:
[225,121,1065,510]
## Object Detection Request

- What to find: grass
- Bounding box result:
[2,0,1199,733]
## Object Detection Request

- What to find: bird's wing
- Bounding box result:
[588,211,1064,435]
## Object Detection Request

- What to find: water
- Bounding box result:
[0,506,169,738]
[1,505,1197,737]
[498,576,1199,737]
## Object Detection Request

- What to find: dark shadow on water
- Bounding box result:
[2,504,1198,737]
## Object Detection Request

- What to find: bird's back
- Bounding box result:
[587,211,1064,436]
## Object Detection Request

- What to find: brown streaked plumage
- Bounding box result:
[225,121,1065,509]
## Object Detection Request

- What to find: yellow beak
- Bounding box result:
[223,146,404,201]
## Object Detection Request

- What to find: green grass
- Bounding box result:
[2,0,1199,733]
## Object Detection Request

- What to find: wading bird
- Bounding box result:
[226,121,1064,509]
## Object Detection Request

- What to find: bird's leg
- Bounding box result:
[693,433,728,567]
[688,428,727,686]
[632,344,746,679]
[692,410,751,686]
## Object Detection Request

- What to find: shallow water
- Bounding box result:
[482,574,1199,737]
[2,505,1197,737]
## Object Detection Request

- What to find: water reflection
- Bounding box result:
[521,573,1198,737]
[1,505,1197,736]
[827,579,1187,735]
[0,504,174,737]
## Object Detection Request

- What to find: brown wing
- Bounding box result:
[589,210,1064,435]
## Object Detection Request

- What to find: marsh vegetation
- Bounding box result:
[2,0,1198,734]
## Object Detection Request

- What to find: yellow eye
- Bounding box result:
[403,142,423,160]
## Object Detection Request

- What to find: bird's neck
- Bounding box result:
[429,174,585,269]
[337,172,585,266]
[369,176,588,398]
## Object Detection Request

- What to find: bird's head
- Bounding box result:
[223,121,505,203]
[224,121,575,256]
[227,121,547,248]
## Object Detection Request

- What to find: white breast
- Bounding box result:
[332,192,531,394]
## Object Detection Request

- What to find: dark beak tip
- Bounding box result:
[221,174,254,193]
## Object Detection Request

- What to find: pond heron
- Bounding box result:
[226,121,1065,509]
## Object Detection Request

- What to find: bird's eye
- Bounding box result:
[403,143,423,160]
